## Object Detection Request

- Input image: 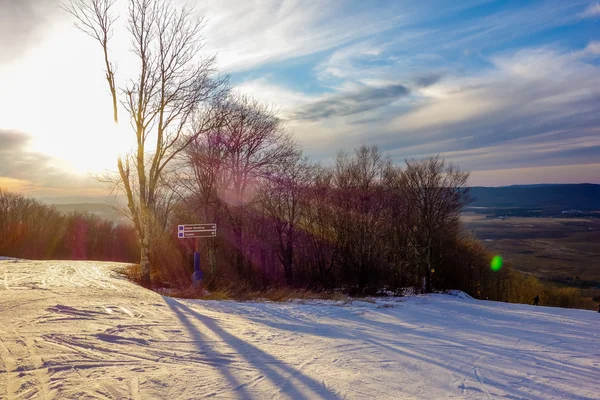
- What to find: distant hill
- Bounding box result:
[468,184,600,211]
[51,203,127,223]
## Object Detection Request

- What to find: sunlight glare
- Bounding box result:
[0,20,136,176]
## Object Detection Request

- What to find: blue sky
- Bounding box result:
[220,0,600,185]
[0,0,599,197]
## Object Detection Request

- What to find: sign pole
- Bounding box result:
[178,224,216,288]
[192,238,203,287]
[194,237,201,269]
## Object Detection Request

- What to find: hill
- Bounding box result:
[0,259,598,399]
[468,184,600,213]
[51,203,127,223]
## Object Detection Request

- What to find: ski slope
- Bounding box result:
[0,259,598,399]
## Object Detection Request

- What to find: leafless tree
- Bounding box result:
[176,95,297,278]
[259,154,312,285]
[62,0,229,285]
[331,145,392,292]
[302,166,336,286]
[401,156,471,292]
[175,104,232,277]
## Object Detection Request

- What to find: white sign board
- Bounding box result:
[178,224,217,238]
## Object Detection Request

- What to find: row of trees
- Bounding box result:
[168,136,494,295]
[0,189,138,261]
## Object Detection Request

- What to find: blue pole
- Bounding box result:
[192,251,203,286]
[194,251,201,273]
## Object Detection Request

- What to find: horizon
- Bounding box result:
[1,0,599,199]
[30,182,600,206]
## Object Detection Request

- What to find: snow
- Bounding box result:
[0,259,599,399]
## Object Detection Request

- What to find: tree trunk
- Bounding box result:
[233,224,244,277]
[426,237,432,293]
[283,243,293,286]
[206,207,218,277]
[140,234,151,287]
[139,207,152,287]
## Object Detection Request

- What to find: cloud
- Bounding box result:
[413,72,444,88]
[0,129,29,150]
[292,84,410,121]
[0,0,60,62]
[437,1,588,53]
[0,130,49,181]
[315,32,435,83]
[579,2,600,18]
[0,129,103,195]
[583,41,600,56]
[235,77,314,113]
[246,41,600,182]
[377,45,600,171]
[198,0,405,73]
[314,0,587,85]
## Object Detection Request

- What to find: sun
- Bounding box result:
[0,21,138,177]
[26,116,135,176]
[60,122,133,175]
[68,122,134,175]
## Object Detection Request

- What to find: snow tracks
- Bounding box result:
[1,259,599,399]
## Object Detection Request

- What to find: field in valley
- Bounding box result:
[462,215,600,290]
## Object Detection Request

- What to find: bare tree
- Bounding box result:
[61,0,119,122]
[259,154,312,285]
[175,105,233,277]
[177,95,297,278]
[302,166,336,287]
[62,0,229,286]
[401,156,471,292]
[332,145,392,292]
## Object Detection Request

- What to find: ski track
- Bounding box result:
[0,260,599,399]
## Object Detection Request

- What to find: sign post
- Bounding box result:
[177,224,217,287]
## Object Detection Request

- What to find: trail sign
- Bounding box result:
[178,231,216,238]
[179,224,216,231]
[178,223,217,287]
[177,224,217,239]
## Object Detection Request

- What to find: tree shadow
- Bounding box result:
[163,297,254,399]
[164,297,341,400]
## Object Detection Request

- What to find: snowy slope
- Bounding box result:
[0,260,598,399]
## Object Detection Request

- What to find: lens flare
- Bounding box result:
[490,255,503,272]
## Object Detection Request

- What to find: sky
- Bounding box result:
[0,0,599,200]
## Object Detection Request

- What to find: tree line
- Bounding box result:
[0,189,138,262]
[165,129,492,296]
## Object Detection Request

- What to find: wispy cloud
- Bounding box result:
[578,2,600,18]
[0,129,101,195]
[441,0,588,50]
[382,44,600,167]
[252,41,600,178]
[293,84,410,121]
[199,0,405,72]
